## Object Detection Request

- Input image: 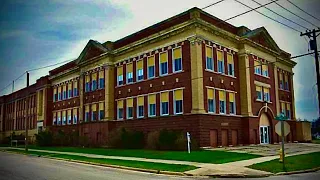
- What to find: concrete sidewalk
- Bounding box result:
[3,146,318,177]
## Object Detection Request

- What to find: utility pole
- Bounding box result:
[25,71,29,152]
[301,29,320,117]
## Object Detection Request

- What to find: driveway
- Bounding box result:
[207,143,320,156]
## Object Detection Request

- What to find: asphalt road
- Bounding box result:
[0,151,319,180]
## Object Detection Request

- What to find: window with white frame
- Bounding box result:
[256,86,262,101]
[99,102,104,120]
[63,85,67,100]
[62,111,66,125]
[161,92,169,115]
[206,46,214,71]
[229,92,236,114]
[53,88,57,102]
[160,52,168,75]
[127,63,133,83]
[73,108,78,124]
[219,90,226,114]
[85,105,90,122]
[137,96,144,118]
[136,60,144,81]
[227,53,234,76]
[254,60,261,75]
[263,88,270,102]
[148,56,155,79]
[117,100,123,119]
[281,102,286,116]
[207,88,215,113]
[68,114,71,125]
[262,64,269,77]
[99,70,105,89]
[73,81,78,97]
[85,75,90,92]
[286,103,291,119]
[117,66,123,86]
[173,47,182,72]
[91,72,97,91]
[217,50,224,73]
[127,98,133,119]
[53,115,57,125]
[57,115,61,125]
[68,83,72,99]
[91,104,97,121]
[148,94,156,117]
[174,89,183,114]
[284,74,289,90]
[279,72,284,89]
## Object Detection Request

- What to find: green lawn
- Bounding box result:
[15,145,260,164]
[312,139,320,144]
[6,149,196,172]
[249,152,320,173]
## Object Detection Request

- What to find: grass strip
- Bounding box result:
[17,145,260,164]
[6,149,197,172]
[248,152,320,173]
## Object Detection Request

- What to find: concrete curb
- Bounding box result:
[275,167,320,176]
[207,174,272,178]
[3,150,187,177]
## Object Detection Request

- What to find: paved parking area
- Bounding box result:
[208,143,320,156]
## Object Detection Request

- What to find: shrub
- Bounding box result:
[107,127,144,149]
[146,131,160,150]
[35,130,53,146]
[175,132,199,151]
[158,129,179,150]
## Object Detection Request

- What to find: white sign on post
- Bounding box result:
[186,132,191,153]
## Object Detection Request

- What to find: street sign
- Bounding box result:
[275,121,290,137]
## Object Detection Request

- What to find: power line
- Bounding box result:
[202,0,226,10]
[286,0,320,22]
[27,58,76,72]
[250,0,310,30]
[274,0,319,28]
[233,0,301,33]
[223,0,280,22]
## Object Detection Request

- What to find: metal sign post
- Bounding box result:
[186,132,191,154]
[275,113,289,171]
[281,120,285,170]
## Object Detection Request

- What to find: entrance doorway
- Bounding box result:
[259,113,271,144]
[260,126,270,144]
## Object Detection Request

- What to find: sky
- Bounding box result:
[0,0,319,120]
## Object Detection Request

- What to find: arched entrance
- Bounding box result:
[259,113,270,144]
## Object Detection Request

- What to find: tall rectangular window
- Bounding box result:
[63,85,67,100]
[227,53,234,76]
[174,89,183,114]
[136,60,144,81]
[85,105,89,122]
[160,92,169,115]
[58,86,62,101]
[57,112,61,125]
[137,96,144,118]
[286,103,291,119]
[117,100,123,120]
[284,74,289,90]
[91,104,97,121]
[254,60,261,75]
[256,86,262,101]
[207,88,215,113]
[263,88,270,102]
[206,46,213,71]
[148,56,155,79]
[62,111,66,125]
[219,91,226,114]
[53,113,57,125]
[99,70,105,89]
[98,102,104,120]
[229,92,236,114]
[148,94,156,117]
[67,83,72,99]
[117,66,123,86]
[262,64,269,77]
[91,72,97,91]
[127,98,133,119]
[281,102,286,116]
[127,63,133,83]
[53,88,57,102]
[160,52,168,75]
[279,73,284,89]
[73,81,78,97]
[173,47,182,72]
[67,109,72,125]
[85,75,90,92]
[73,108,78,124]
[217,50,224,73]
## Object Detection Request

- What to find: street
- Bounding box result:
[0,151,319,180]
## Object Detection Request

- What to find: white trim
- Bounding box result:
[205,45,214,71]
[205,86,238,93]
[172,46,183,73]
